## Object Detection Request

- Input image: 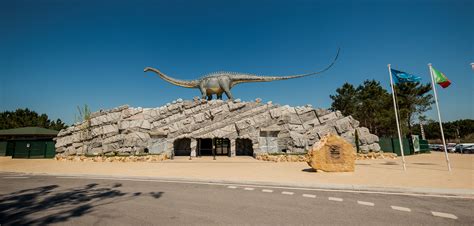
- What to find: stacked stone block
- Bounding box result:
[55,98,381,157]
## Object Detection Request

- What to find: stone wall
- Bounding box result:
[254,152,397,162]
[55,154,169,162]
[55,99,381,157]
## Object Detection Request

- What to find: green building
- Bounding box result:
[0,127,57,158]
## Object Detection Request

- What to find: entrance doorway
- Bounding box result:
[197,138,230,156]
[236,138,253,156]
[198,138,213,156]
[174,138,191,156]
[215,138,230,156]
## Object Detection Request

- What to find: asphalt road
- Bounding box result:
[0,173,472,225]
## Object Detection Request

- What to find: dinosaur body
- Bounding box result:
[144,49,340,100]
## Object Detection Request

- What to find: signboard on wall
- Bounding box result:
[412,135,420,153]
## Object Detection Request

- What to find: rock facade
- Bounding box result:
[54,99,381,157]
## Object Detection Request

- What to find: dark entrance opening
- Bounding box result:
[236,138,253,156]
[198,138,213,156]
[197,138,230,156]
[174,138,191,156]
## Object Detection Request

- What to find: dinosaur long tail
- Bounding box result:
[231,48,340,85]
[144,67,199,88]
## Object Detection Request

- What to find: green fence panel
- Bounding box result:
[392,138,412,156]
[419,139,430,153]
[379,138,394,153]
[406,138,413,155]
[6,141,14,156]
[45,141,56,158]
[10,140,55,158]
[13,141,29,158]
[0,141,7,156]
[29,141,46,158]
[379,137,413,156]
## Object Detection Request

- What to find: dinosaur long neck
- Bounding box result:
[144,67,198,88]
[232,48,340,85]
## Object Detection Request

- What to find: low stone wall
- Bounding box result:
[256,151,397,162]
[356,152,397,160]
[55,154,169,162]
[53,152,395,163]
[255,153,308,162]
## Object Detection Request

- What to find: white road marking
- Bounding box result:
[282,191,294,195]
[47,175,472,199]
[357,201,374,206]
[4,174,463,221]
[329,197,343,202]
[391,206,411,212]
[431,211,458,219]
[227,186,237,189]
[262,189,273,193]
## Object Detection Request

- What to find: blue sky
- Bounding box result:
[0,0,472,125]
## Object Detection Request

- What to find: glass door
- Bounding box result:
[214,138,229,155]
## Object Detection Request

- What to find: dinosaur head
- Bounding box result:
[144,67,152,72]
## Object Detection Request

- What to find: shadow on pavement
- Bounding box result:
[380,161,399,165]
[0,182,163,225]
[150,191,164,199]
[412,162,438,165]
[301,168,317,172]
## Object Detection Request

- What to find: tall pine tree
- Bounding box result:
[329,80,433,137]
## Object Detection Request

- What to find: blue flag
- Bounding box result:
[391,69,421,83]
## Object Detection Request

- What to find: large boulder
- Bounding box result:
[307,133,355,172]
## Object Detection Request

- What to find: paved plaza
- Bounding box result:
[1,152,472,195]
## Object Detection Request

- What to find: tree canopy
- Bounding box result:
[330,80,434,137]
[0,108,67,131]
[412,119,474,142]
[394,82,433,132]
[329,83,357,117]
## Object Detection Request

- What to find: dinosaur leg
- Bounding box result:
[207,95,213,101]
[216,93,223,100]
[199,85,207,100]
[223,88,234,100]
[220,81,234,100]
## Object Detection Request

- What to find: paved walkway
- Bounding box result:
[0,152,472,195]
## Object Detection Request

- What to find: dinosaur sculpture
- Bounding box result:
[144,48,340,100]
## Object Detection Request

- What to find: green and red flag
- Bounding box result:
[432,67,451,88]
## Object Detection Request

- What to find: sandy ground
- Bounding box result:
[0,152,472,192]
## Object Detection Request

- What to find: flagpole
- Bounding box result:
[388,64,407,171]
[428,63,452,171]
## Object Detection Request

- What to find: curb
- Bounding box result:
[2,171,473,198]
